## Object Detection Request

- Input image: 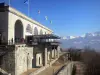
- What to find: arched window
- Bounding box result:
[15,20,23,43]
[40,29,43,35]
[34,27,38,35]
[26,24,32,34]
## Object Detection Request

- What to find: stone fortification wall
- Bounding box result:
[57,62,74,75]
[15,44,33,75]
[0,46,15,75]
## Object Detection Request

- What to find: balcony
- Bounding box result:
[26,34,61,46]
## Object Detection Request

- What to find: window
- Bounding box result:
[26,24,32,34]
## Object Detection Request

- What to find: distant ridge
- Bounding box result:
[60,31,100,50]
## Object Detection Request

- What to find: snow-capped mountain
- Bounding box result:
[60,31,100,50]
[62,36,79,40]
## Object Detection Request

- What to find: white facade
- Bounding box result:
[0,6,53,44]
[15,45,33,75]
[0,5,60,75]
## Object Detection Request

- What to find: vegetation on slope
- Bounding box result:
[67,47,100,75]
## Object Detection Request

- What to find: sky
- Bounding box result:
[0,0,100,36]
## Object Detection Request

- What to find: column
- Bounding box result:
[44,47,47,66]
[57,46,60,58]
[54,47,56,58]
[51,49,54,58]
[50,50,52,61]
[47,51,50,60]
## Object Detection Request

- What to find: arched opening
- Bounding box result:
[26,24,32,34]
[15,20,23,43]
[40,29,43,35]
[34,27,38,35]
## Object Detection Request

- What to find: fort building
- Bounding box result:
[0,3,61,75]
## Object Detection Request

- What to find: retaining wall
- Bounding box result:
[57,62,74,75]
[29,58,59,75]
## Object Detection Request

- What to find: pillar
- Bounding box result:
[54,47,56,58]
[47,51,50,61]
[51,49,54,58]
[44,47,47,66]
[57,46,60,58]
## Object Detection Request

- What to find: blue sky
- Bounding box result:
[1,0,100,36]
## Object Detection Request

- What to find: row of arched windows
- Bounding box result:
[14,20,47,43]
[26,24,46,35]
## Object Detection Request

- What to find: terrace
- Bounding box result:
[26,34,61,46]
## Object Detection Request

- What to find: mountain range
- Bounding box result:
[60,31,100,50]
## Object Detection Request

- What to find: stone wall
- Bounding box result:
[57,62,74,75]
[0,46,15,75]
[30,58,59,75]
[0,44,33,75]
[15,44,33,75]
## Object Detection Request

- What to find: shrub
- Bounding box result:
[81,48,100,75]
